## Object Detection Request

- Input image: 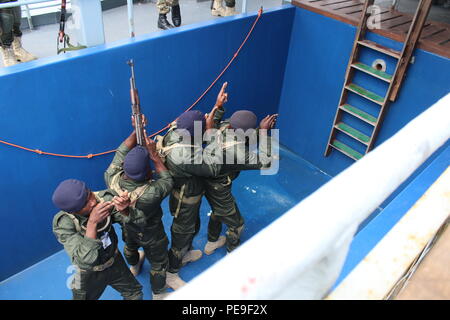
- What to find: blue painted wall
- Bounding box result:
[277,8,450,177]
[0,6,295,281]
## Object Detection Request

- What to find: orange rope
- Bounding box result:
[0,8,264,159]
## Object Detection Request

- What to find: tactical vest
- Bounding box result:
[108,170,150,209]
[154,123,197,163]
[63,192,112,235]
[159,126,203,218]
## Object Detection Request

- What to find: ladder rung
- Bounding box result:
[358,40,401,59]
[335,122,371,145]
[340,104,377,125]
[330,139,363,161]
[346,83,385,105]
[352,62,393,82]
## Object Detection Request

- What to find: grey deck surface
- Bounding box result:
[2,0,448,68]
[395,222,450,300]
[1,0,283,67]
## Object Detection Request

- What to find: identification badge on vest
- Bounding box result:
[100,232,112,249]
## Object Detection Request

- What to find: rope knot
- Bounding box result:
[87,154,93,159]
[35,149,43,155]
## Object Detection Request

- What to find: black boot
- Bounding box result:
[158,13,174,30]
[171,5,181,27]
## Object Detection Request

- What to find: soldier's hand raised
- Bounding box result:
[205,105,221,130]
[88,202,113,225]
[131,114,147,129]
[144,129,158,159]
[259,114,278,130]
[113,191,130,212]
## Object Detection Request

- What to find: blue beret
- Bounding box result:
[124,146,150,182]
[176,110,205,136]
[52,179,89,213]
[230,110,257,131]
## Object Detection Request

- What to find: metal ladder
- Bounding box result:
[324,0,432,161]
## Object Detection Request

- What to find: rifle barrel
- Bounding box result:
[127,59,145,146]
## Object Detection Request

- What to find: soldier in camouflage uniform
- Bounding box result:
[159,110,220,289]
[52,179,143,300]
[0,0,37,67]
[157,83,268,288]
[156,85,235,288]
[211,0,237,17]
[202,84,278,255]
[156,0,181,30]
[104,121,176,300]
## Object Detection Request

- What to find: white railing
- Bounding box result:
[168,93,450,300]
[4,1,290,36]
[1,0,133,39]
[0,1,68,30]
[127,0,134,37]
[241,0,291,13]
[242,0,248,13]
[0,0,61,9]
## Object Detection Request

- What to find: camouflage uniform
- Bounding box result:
[160,117,268,268]
[210,0,235,10]
[52,190,143,300]
[204,171,243,252]
[0,0,22,47]
[104,142,173,294]
[156,0,179,15]
[204,107,271,252]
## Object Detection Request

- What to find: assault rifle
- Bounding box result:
[127,59,145,146]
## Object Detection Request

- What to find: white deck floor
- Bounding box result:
[1,0,284,67]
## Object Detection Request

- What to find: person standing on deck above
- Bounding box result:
[202,84,278,255]
[52,179,143,300]
[156,0,181,30]
[104,116,176,300]
[0,0,37,67]
[211,0,237,17]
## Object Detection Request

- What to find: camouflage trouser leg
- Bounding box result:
[122,230,141,266]
[0,7,22,47]
[208,212,244,252]
[108,253,144,299]
[204,175,244,253]
[168,190,202,273]
[207,213,222,242]
[71,253,143,300]
[224,0,236,7]
[122,221,170,294]
[156,0,179,15]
